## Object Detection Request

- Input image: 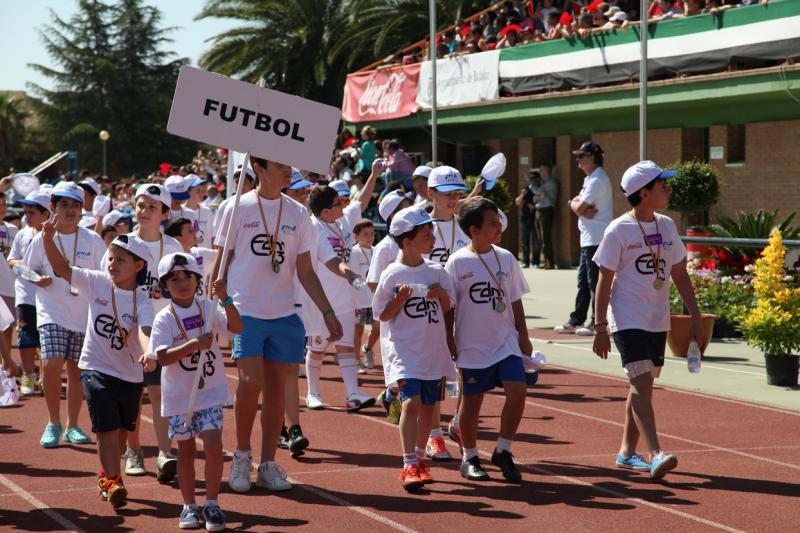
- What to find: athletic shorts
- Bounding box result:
[81,370,143,433]
[233,314,305,363]
[16,304,40,349]
[460,355,526,396]
[398,378,445,406]
[612,329,666,379]
[39,323,84,361]
[355,307,374,326]
[310,310,355,352]
[143,362,162,386]
[168,405,223,441]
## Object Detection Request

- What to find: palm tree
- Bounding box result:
[0,94,30,173]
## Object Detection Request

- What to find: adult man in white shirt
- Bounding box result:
[555,141,613,336]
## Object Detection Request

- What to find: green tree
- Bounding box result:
[0,95,30,174]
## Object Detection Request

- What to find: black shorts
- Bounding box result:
[16,304,40,348]
[143,361,162,386]
[612,329,667,368]
[81,370,143,434]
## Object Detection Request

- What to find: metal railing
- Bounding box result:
[681,236,800,249]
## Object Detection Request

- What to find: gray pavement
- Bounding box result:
[520,266,800,412]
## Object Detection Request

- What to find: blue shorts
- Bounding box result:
[233,314,305,363]
[16,304,40,349]
[398,378,445,406]
[39,323,84,361]
[168,405,224,441]
[460,355,526,396]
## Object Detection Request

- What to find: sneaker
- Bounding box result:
[179,504,202,529]
[305,393,325,410]
[377,390,399,425]
[97,476,108,501]
[650,452,678,480]
[362,346,375,369]
[575,325,594,336]
[357,360,367,374]
[554,323,579,334]
[417,461,433,484]
[256,461,291,491]
[63,426,92,445]
[228,450,253,493]
[156,451,178,483]
[447,419,461,445]
[345,391,376,412]
[20,373,36,395]
[460,456,490,481]
[615,453,651,472]
[40,423,62,448]
[124,448,146,476]
[202,504,226,532]
[287,425,309,455]
[491,449,522,483]
[400,464,424,491]
[278,426,290,450]
[104,477,128,509]
[425,437,452,461]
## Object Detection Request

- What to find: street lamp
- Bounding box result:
[99,130,110,177]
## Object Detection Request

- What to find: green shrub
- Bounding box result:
[464,175,512,214]
[666,160,720,219]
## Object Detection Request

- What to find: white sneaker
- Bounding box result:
[256,461,291,491]
[305,393,325,410]
[357,360,367,375]
[228,450,253,493]
[575,326,594,336]
[124,447,146,476]
[345,391,376,412]
[20,373,36,395]
[362,345,375,369]
[554,323,579,334]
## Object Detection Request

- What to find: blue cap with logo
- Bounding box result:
[51,181,85,204]
[289,168,313,190]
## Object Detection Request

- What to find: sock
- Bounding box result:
[415,446,426,463]
[496,437,512,453]
[337,352,360,397]
[306,351,323,396]
[234,448,251,459]
[183,503,197,511]
[204,499,218,508]
[384,387,397,403]
[462,447,478,461]
[452,410,459,427]
[403,452,418,467]
[429,427,444,439]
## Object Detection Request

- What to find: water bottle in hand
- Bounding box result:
[687,341,702,374]
[352,278,366,290]
[13,264,42,283]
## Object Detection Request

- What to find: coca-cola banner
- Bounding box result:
[341,64,421,123]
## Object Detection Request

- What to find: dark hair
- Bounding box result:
[100,225,117,239]
[624,178,658,207]
[353,218,374,235]
[594,152,605,167]
[138,187,170,214]
[309,186,339,217]
[4,213,21,222]
[78,183,97,197]
[164,217,192,238]
[391,224,425,248]
[458,197,499,236]
[21,203,48,215]
[108,235,148,286]
[250,156,268,170]
[159,254,202,288]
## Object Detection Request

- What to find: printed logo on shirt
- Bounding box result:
[243,221,260,229]
[403,297,440,324]
[178,349,217,380]
[627,242,644,251]
[95,298,109,306]
[430,247,449,264]
[281,224,296,232]
[250,234,286,264]
[94,314,129,351]
[327,236,351,263]
[183,315,204,331]
[456,239,467,248]
[635,254,667,282]
[469,281,505,309]
[77,250,91,258]
[143,270,165,299]
[459,272,474,281]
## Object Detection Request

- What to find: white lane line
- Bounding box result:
[0,473,87,533]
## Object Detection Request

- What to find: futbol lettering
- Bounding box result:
[203,99,306,142]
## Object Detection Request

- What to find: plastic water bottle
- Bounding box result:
[13,264,42,283]
[687,341,702,374]
[351,278,366,290]
[392,283,427,298]
[445,380,459,398]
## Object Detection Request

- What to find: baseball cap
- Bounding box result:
[103,209,125,226]
[389,206,441,237]
[109,234,149,263]
[185,173,207,189]
[164,175,191,200]
[604,5,621,17]
[78,177,101,196]
[328,180,351,197]
[158,252,203,280]
[428,166,467,192]
[620,160,677,197]
[234,163,256,179]
[378,190,414,222]
[51,181,85,204]
[93,195,111,217]
[404,165,433,189]
[134,183,171,208]
[610,11,627,22]
[572,141,604,156]
[289,168,312,190]
[19,190,52,211]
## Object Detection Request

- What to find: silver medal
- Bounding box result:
[272,259,281,274]
[494,299,506,313]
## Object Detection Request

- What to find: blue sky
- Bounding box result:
[1,1,239,92]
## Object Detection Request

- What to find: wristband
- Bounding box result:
[219,296,234,308]
[322,307,335,317]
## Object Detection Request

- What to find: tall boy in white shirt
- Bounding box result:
[592,161,702,480]
[445,197,531,483]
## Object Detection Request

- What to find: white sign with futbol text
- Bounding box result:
[167,66,341,174]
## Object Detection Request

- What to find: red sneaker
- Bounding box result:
[417,461,434,484]
[425,436,452,461]
[100,477,128,509]
[400,465,424,491]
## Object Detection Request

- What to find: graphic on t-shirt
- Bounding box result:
[178,349,217,388]
[469,281,506,309]
[403,297,440,324]
[635,253,667,282]
[250,233,285,264]
[326,236,351,263]
[430,247,450,264]
[143,270,164,299]
[94,313,129,352]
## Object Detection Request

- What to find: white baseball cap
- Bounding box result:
[389,206,441,237]
[158,252,203,280]
[234,163,255,179]
[51,181,85,204]
[378,190,414,222]
[103,209,126,226]
[19,190,52,211]
[79,177,101,196]
[134,183,171,208]
[428,166,467,192]
[109,234,150,263]
[93,195,111,217]
[610,11,627,22]
[164,175,191,200]
[185,173,207,189]
[328,180,351,197]
[412,165,433,179]
[289,168,313,190]
[620,160,677,197]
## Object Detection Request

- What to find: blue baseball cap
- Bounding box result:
[289,168,312,190]
[329,180,351,197]
[185,174,207,189]
[51,181,85,204]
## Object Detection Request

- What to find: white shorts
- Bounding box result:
[310,310,356,352]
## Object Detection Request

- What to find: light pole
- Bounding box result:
[99,130,110,177]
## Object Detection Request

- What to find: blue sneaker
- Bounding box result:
[179,505,201,529]
[203,504,227,532]
[40,423,62,448]
[63,426,92,444]
[650,452,678,480]
[615,453,651,472]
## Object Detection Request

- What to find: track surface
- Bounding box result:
[1,340,799,533]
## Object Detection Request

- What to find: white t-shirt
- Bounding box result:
[313,209,360,312]
[351,244,373,308]
[294,220,336,339]
[214,191,316,320]
[445,245,530,369]
[190,246,216,295]
[577,167,613,247]
[9,227,37,305]
[367,235,400,285]
[593,213,686,333]
[72,268,154,383]
[169,206,195,222]
[373,260,456,385]
[182,204,216,247]
[213,196,233,235]
[0,222,19,258]
[427,217,470,266]
[149,297,233,416]
[79,213,98,230]
[24,228,107,332]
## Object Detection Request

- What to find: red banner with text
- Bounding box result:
[341,64,420,123]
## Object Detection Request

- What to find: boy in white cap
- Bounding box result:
[405,165,432,207]
[283,168,312,206]
[182,174,216,247]
[592,160,702,480]
[77,177,101,229]
[165,175,195,221]
[149,252,242,530]
[373,206,455,491]
[24,181,107,448]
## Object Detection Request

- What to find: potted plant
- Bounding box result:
[735,229,800,386]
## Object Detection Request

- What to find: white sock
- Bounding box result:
[306,351,323,396]
[234,448,251,459]
[403,452,417,467]
[462,447,478,461]
[337,352,360,397]
[415,446,426,462]
[496,437,512,453]
[429,427,444,439]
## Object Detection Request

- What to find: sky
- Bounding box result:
[1,0,239,92]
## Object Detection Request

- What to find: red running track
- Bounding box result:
[1,348,799,532]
